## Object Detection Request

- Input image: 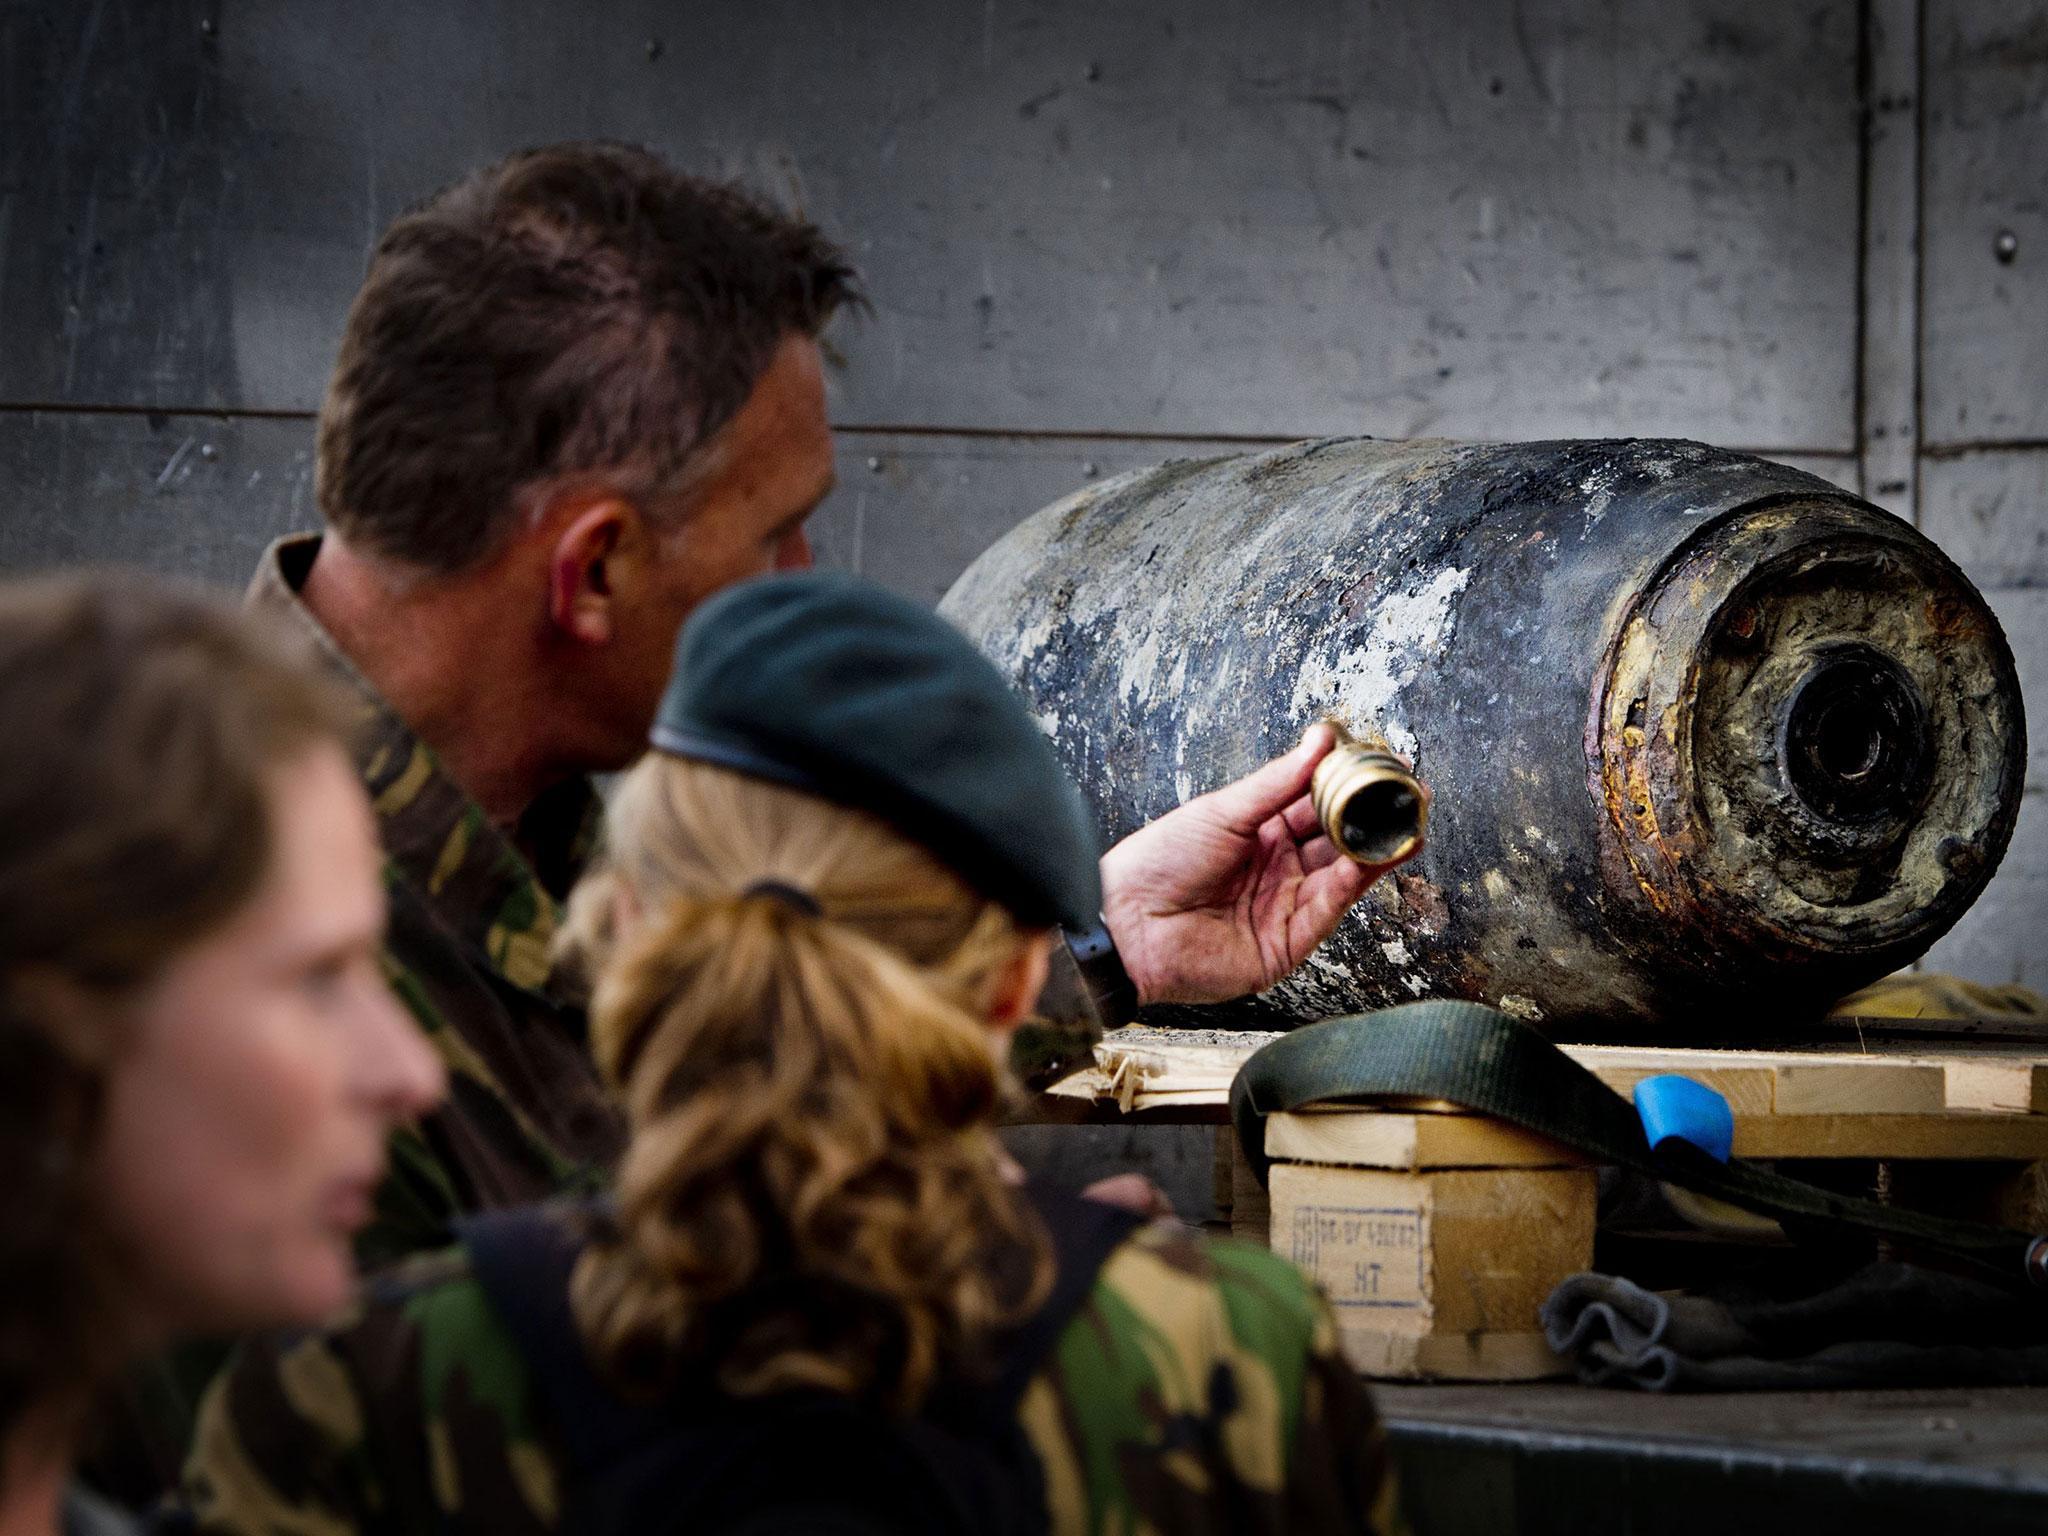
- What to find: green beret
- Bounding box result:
[651,571,1101,931]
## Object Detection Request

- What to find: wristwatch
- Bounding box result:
[1064,917,1141,1028]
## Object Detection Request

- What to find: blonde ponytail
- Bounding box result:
[557,760,1052,1412]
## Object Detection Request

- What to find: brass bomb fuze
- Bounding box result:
[1310,724,1429,866]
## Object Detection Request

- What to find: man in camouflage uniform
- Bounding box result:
[185,1171,1401,1535]
[222,144,859,1278]
[236,143,1386,1283]
[247,536,620,1266]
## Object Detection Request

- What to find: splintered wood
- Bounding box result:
[1078,1028,1282,1114]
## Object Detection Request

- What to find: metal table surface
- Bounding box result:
[1376,1380,2048,1534]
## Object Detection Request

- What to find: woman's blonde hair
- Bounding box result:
[555,755,1053,1413]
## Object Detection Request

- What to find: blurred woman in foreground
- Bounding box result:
[185,571,1401,1535]
[0,576,443,1536]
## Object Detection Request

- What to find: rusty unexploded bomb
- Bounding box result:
[941,437,2026,1032]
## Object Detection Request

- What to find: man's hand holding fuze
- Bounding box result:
[1098,722,1420,1006]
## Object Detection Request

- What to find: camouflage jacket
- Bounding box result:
[249,536,624,1266]
[183,1218,1403,1536]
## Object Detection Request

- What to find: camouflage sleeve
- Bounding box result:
[355,1122,465,1272]
[1021,1222,1404,1536]
[181,1255,558,1536]
[359,960,612,1274]
[181,1322,390,1534]
[1285,1290,1407,1536]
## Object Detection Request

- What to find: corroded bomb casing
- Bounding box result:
[941,437,2027,1031]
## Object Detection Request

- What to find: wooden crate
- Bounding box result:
[1270,1159,1596,1380]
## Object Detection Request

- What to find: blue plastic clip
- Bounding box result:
[1632,1075,1734,1163]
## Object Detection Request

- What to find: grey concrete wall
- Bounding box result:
[2,0,2041,985]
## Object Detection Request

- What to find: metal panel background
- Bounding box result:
[1921,1,2048,447]
[1922,449,2048,589]
[8,0,1858,442]
[0,411,313,586]
[0,0,2041,986]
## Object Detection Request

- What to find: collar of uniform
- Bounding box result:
[247,534,601,998]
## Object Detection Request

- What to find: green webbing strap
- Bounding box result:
[1231,1000,2048,1293]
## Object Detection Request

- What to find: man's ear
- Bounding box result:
[546,497,636,646]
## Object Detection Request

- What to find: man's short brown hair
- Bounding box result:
[317,141,863,572]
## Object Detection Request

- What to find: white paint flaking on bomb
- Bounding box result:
[1287,566,1472,722]
[1012,610,1059,662]
[1580,470,1616,531]
[1166,643,1189,697]
[1117,623,1165,703]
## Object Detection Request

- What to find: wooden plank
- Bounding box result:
[1564,1059,1777,1117]
[1730,1111,2048,1161]
[1762,1059,1946,1115]
[1562,1045,1946,1115]
[1027,1092,2048,1151]
[1060,1033,1955,1119]
[1265,1103,2048,1165]
[1943,1059,2048,1115]
[1266,1110,1586,1171]
[1044,1027,1275,1114]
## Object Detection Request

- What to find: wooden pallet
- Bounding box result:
[1042,1024,2048,1382]
[1040,1027,2048,1157]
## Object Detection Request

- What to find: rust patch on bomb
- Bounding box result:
[1395,872,1451,937]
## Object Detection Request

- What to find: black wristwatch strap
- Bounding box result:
[1064,917,1141,1028]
